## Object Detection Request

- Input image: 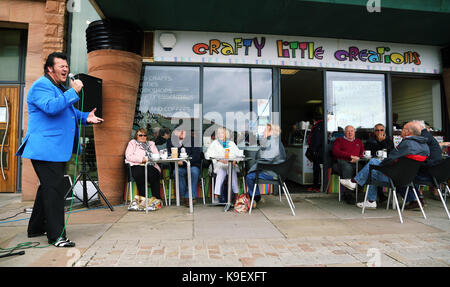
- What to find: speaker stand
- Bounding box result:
[64,126,114,211]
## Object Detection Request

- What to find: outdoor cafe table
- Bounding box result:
[144,156,193,214]
[208,156,250,212]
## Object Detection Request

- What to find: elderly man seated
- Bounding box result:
[399,120,443,209]
[332,125,365,203]
[340,121,430,209]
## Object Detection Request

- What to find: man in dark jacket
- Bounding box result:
[307,113,324,192]
[365,123,395,156]
[166,129,203,206]
[401,120,443,209]
[340,121,430,209]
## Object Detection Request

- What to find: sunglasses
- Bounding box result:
[138,134,147,137]
[375,129,384,132]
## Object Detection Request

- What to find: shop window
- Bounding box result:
[135,65,200,144]
[0,29,21,82]
[391,77,442,131]
[202,67,273,148]
[326,71,386,142]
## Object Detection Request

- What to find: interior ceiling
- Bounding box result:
[92,0,450,46]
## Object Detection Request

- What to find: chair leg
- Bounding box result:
[338,176,341,202]
[283,182,295,209]
[281,183,296,216]
[445,184,449,202]
[392,188,404,224]
[211,177,215,204]
[411,185,427,220]
[386,188,392,210]
[362,184,369,214]
[200,177,205,205]
[279,185,282,202]
[401,186,409,211]
[320,164,323,192]
[127,181,133,205]
[162,179,167,206]
[169,179,172,206]
[125,183,129,205]
[436,186,450,220]
[249,183,258,214]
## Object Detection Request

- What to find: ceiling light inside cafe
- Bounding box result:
[281,69,299,75]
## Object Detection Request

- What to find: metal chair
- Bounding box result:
[248,154,297,216]
[124,162,134,205]
[408,158,450,219]
[362,157,423,223]
[124,162,168,206]
[201,158,217,203]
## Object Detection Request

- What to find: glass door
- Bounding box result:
[323,71,386,190]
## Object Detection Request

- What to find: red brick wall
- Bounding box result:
[0,0,68,200]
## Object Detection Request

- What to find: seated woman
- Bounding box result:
[205,127,241,202]
[246,124,286,208]
[125,128,162,209]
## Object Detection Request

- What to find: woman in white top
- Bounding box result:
[205,127,241,201]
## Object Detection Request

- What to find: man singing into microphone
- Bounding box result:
[16,52,103,247]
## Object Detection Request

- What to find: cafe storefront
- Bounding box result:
[131,30,444,191]
[15,0,450,204]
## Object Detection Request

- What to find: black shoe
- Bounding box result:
[378,194,388,203]
[28,231,46,238]
[51,237,76,248]
[404,200,421,211]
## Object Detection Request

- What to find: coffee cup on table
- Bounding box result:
[376,150,383,158]
[364,150,371,158]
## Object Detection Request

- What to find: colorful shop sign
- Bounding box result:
[154,31,441,74]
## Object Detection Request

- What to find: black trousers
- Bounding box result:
[131,165,161,199]
[312,160,322,188]
[336,159,357,179]
[28,160,67,243]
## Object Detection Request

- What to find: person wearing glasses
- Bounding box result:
[364,123,395,203]
[125,128,162,209]
[365,123,394,157]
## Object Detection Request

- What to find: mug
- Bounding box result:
[171,147,178,159]
[238,149,244,157]
[364,150,371,158]
[382,151,388,158]
[376,150,383,158]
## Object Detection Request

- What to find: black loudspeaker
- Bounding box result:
[74,73,102,118]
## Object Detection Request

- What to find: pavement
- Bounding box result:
[1,190,450,268]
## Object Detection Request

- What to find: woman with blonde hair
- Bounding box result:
[205,127,242,202]
[246,123,286,207]
[125,128,162,209]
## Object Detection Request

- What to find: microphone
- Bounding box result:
[68,73,75,81]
